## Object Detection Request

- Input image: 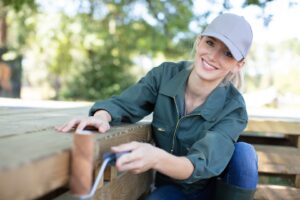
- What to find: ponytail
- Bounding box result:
[221,70,244,91]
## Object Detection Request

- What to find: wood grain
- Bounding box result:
[255,184,300,200]
[246,117,300,135]
[0,121,151,200]
[93,170,153,200]
[255,145,300,175]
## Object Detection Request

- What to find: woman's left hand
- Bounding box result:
[111,141,161,174]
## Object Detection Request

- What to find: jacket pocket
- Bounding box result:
[151,119,171,137]
[151,119,172,150]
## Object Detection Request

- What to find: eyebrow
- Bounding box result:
[206,36,217,41]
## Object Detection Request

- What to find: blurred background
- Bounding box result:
[0,0,299,112]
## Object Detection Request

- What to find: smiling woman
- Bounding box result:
[58,13,257,200]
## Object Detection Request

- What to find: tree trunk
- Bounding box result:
[0,9,7,47]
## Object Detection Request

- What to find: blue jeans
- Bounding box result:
[146,142,258,200]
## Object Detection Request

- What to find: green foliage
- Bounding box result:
[1,0,36,11]
[18,1,197,100]
[3,0,300,102]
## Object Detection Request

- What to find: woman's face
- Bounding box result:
[193,36,244,84]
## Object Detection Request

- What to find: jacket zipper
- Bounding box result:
[171,97,179,153]
[170,97,201,153]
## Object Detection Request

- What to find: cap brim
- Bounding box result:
[202,31,243,61]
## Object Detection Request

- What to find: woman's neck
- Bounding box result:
[186,70,220,101]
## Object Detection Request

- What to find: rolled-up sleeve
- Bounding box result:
[183,107,248,184]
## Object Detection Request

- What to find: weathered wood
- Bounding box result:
[0,151,70,200]
[255,184,300,200]
[255,145,300,175]
[0,106,89,117]
[93,170,153,200]
[0,123,152,200]
[246,116,300,135]
[0,129,71,169]
[0,107,89,138]
[55,170,153,200]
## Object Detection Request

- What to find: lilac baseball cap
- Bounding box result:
[201,13,253,61]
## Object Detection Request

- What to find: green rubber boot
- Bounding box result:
[213,180,256,200]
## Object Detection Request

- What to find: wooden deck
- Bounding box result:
[1,103,300,199]
[242,114,300,199]
[0,106,152,200]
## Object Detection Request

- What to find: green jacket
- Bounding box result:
[89,61,248,192]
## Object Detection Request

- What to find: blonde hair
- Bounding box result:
[190,36,244,90]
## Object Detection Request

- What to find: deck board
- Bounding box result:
[0,105,152,200]
[255,144,300,175]
[247,117,300,135]
[255,184,300,200]
[0,107,89,138]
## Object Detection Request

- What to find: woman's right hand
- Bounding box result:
[55,110,111,133]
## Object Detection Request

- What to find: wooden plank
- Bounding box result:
[55,170,152,200]
[93,170,152,200]
[0,123,152,200]
[0,106,88,116]
[0,129,71,169]
[239,134,293,146]
[254,184,300,200]
[255,145,300,175]
[0,151,70,200]
[295,136,300,187]
[247,117,300,135]
[0,106,42,115]
[0,106,89,122]
[0,107,89,138]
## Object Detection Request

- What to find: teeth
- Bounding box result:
[203,60,217,70]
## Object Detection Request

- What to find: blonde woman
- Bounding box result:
[58,13,258,200]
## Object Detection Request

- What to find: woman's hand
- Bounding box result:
[111,141,161,174]
[55,110,111,133]
[112,141,194,180]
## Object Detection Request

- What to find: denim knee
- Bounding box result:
[222,142,258,189]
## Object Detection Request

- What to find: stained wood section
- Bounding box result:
[255,184,300,200]
[104,166,118,181]
[0,106,152,200]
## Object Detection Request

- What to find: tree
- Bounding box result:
[3,0,298,101]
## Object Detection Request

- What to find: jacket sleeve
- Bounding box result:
[183,106,248,184]
[89,64,164,124]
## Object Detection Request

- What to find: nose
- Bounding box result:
[208,48,221,61]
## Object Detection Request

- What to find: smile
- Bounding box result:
[202,59,219,71]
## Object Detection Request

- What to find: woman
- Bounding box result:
[57,13,258,200]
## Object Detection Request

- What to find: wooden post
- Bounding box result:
[295,136,300,187]
[70,131,95,196]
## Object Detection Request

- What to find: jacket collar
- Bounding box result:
[160,66,227,121]
[160,67,191,97]
[193,86,227,121]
